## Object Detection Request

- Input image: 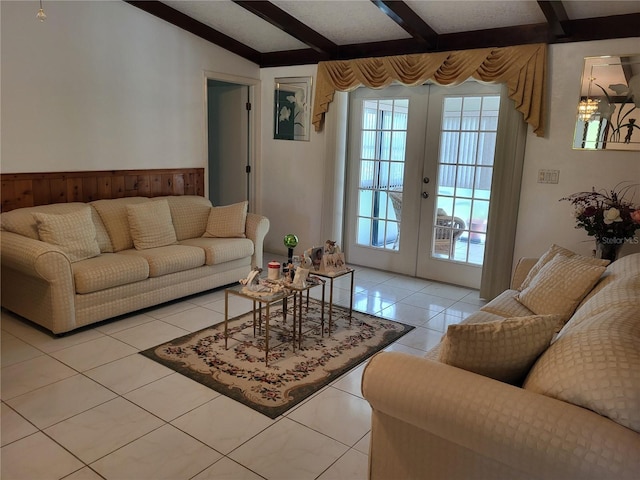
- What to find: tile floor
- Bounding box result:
[1,258,486,480]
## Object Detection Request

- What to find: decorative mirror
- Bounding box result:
[274,77,312,141]
[573,54,640,151]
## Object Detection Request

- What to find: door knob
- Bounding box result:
[423,177,430,184]
[422,192,429,199]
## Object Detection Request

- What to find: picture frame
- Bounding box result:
[573,54,640,151]
[274,76,312,141]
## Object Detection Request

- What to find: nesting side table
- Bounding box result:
[312,267,355,335]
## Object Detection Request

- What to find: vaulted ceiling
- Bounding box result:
[126,1,640,68]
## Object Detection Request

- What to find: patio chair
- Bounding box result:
[434,209,466,256]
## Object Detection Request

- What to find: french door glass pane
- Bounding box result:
[434,95,500,264]
[356,98,408,250]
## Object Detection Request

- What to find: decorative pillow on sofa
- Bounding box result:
[518,244,609,291]
[91,197,150,252]
[438,314,562,384]
[524,305,640,433]
[517,254,607,322]
[32,207,101,262]
[203,201,248,238]
[126,200,178,250]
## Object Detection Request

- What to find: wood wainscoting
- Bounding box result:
[1,168,205,212]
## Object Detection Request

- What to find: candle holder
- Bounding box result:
[283,234,299,264]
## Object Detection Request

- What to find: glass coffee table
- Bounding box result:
[224,277,325,366]
[312,267,355,335]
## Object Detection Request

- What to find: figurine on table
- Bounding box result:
[240,267,274,293]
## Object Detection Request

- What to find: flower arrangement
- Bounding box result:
[560,183,640,245]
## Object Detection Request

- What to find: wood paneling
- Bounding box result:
[0,169,205,212]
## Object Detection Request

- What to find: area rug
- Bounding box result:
[140,299,414,418]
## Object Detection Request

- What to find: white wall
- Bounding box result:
[515,38,640,260]
[259,66,327,255]
[0,1,259,173]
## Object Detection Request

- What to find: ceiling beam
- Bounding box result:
[232,1,337,57]
[125,1,261,64]
[371,0,439,50]
[537,1,570,38]
[561,13,640,43]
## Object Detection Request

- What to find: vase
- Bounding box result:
[595,240,622,262]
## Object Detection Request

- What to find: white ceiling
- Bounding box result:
[162,0,640,55]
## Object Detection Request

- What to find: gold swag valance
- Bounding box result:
[312,43,547,137]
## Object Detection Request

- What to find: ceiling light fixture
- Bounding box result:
[578,99,599,122]
[36,0,47,22]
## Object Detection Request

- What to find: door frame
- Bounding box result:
[345,82,505,288]
[203,71,261,213]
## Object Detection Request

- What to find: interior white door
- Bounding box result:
[346,82,503,288]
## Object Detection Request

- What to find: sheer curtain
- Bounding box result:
[480,88,528,299]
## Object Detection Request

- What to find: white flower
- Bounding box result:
[603,207,623,224]
[279,106,291,122]
[573,207,584,218]
[286,90,306,109]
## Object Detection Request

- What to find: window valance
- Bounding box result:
[311,43,547,137]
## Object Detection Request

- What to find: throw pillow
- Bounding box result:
[126,199,177,250]
[33,207,101,262]
[517,254,607,322]
[438,314,562,384]
[524,305,640,433]
[518,244,609,291]
[203,201,248,238]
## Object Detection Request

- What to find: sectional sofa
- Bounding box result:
[0,195,269,334]
[362,245,640,479]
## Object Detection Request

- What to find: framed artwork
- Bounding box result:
[274,76,312,141]
[573,54,640,151]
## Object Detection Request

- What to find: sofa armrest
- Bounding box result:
[245,213,270,268]
[1,231,77,334]
[362,352,640,480]
[510,257,538,290]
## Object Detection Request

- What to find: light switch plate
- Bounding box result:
[538,169,560,184]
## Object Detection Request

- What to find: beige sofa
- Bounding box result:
[362,246,640,480]
[0,196,269,334]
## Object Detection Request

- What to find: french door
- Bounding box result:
[345,82,502,288]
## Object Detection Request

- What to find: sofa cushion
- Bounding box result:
[203,201,248,238]
[155,196,212,241]
[425,310,506,361]
[72,253,149,294]
[518,243,609,291]
[523,305,640,433]
[119,245,205,277]
[32,207,101,262]
[480,289,535,318]
[438,314,562,384]
[179,237,254,265]
[127,200,177,250]
[1,203,113,253]
[91,197,150,252]
[517,254,607,322]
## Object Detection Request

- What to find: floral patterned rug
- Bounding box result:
[140,299,414,418]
